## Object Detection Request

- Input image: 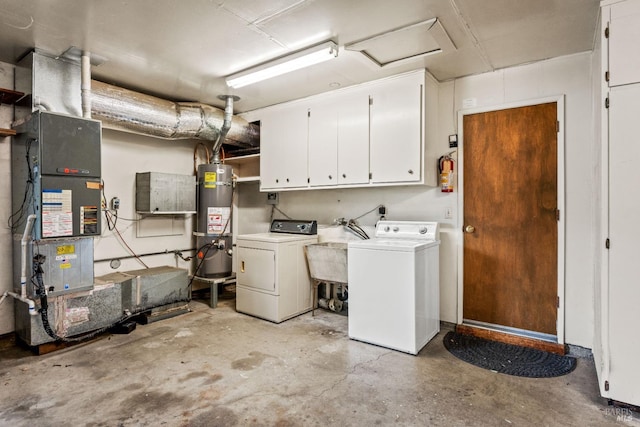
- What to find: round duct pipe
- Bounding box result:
[90,80,259,148]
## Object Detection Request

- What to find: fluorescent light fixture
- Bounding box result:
[226,41,338,89]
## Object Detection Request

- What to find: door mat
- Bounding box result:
[443,331,577,378]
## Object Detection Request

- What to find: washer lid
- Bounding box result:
[348,238,439,252]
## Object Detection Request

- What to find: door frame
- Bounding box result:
[456,95,566,344]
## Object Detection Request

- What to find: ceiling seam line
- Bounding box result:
[448,0,494,72]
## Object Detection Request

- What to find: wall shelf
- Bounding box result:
[0,87,25,105]
[1,88,25,138]
[225,153,260,182]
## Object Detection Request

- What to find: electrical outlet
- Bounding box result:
[266,192,279,205]
[444,206,453,219]
[111,197,120,210]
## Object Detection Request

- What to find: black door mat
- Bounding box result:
[443,331,577,378]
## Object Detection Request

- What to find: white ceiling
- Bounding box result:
[0,0,600,113]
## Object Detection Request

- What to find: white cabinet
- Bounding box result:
[260,104,309,190]
[369,72,423,184]
[337,89,370,185]
[595,0,640,407]
[256,69,435,191]
[605,85,640,406]
[608,0,640,86]
[308,89,370,187]
[308,97,338,187]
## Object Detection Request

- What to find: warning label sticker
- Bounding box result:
[204,172,217,189]
[207,207,231,234]
[42,189,73,237]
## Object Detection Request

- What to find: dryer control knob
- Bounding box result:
[393,227,399,232]
[384,226,390,232]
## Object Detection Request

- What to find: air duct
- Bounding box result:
[90,80,259,149]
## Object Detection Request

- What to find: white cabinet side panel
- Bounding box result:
[607,84,640,405]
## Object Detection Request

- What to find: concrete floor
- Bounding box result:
[0,291,637,427]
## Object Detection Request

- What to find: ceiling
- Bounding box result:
[0,0,600,113]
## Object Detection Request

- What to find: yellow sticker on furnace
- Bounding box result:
[204,171,217,189]
[60,263,72,269]
[56,245,75,255]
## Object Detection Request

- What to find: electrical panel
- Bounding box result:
[11,111,102,239]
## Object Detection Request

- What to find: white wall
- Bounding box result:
[0,62,15,334]
[238,52,596,348]
[447,52,595,348]
[94,129,197,277]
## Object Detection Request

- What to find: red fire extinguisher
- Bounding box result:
[438,155,454,193]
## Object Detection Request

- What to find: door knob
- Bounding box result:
[464,225,476,234]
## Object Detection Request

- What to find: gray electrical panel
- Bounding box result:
[136,172,196,213]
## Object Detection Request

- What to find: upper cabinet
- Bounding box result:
[607,0,640,86]
[249,69,438,192]
[308,87,370,187]
[369,72,423,184]
[260,103,309,190]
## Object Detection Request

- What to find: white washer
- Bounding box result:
[236,220,318,323]
[348,221,440,355]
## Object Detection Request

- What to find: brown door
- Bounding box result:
[462,103,558,336]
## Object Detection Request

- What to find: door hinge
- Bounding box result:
[307,177,310,184]
[605,71,610,82]
[369,172,372,180]
[605,25,609,39]
[556,121,560,132]
[369,97,373,106]
[605,380,609,391]
[606,238,610,249]
[557,296,560,308]
[605,97,609,109]
[556,209,560,221]
[308,111,311,118]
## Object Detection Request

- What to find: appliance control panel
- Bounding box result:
[375,221,439,240]
[270,219,318,235]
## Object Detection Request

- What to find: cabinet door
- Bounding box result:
[337,89,370,185]
[369,73,423,183]
[609,0,640,87]
[260,104,309,190]
[308,98,338,187]
[607,84,640,405]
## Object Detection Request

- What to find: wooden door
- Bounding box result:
[463,103,558,336]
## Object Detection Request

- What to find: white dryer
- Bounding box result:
[236,220,318,323]
[348,221,440,355]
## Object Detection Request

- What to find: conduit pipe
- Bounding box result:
[0,292,38,316]
[81,52,92,119]
[3,213,38,316]
[90,81,259,148]
[20,214,37,298]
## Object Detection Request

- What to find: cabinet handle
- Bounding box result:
[342,174,346,178]
[408,169,414,175]
[241,261,245,273]
[328,175,332,180]
[286,178,290,183]
[275,179,279,183]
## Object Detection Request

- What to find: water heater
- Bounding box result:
[195,163,233,278]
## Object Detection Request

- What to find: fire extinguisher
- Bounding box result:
[438,155,455,193]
